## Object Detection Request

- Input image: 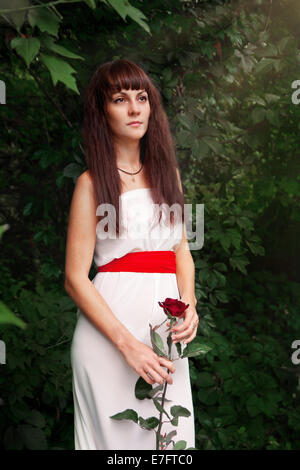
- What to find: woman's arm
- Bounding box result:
[169,169,199,345]
[64,170,136,352]
[175,168,197,307]
[175,227,197,308]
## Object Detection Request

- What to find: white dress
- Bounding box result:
[70,188,195,450]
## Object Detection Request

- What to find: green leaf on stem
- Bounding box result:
[39,53,79,94]
[176,341,182,356]
[108,0,150,34]
[110,409,138,423]
[171,416,179,426]
[166,430,177,444]
[155,395,173,403]
[170,405,191,418]
[11,37,40,67]
[149,323,167,357]
[167,333,172,351]
[153,398,171,420]
[148,384,164,398]
[181,340,213,358]
[173,440,187,449]
[135,376,153,400]
[41,35,84,60]
[28,7,61,37]
[0,300,27,328]
[139,416,160,430]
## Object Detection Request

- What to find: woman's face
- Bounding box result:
[105,88,151,141]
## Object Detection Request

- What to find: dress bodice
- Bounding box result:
[93,188,183,267]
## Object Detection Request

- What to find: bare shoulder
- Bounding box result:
[67,170,98,221]
[77,169,93,188]
[75,170,97,200]
[65,170,98,283]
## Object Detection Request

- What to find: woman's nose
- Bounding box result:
[128,101,140,114]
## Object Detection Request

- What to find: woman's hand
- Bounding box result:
[120,338,176,386]
[167,302,199,345]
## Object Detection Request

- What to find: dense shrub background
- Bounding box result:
[0,0,299,449]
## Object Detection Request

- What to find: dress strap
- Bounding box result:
[97,250,176,273]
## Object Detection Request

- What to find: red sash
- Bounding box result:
[97,250,176,273]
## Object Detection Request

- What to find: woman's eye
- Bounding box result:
[114,96,147,103]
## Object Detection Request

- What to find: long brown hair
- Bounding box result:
[82,59,185,235]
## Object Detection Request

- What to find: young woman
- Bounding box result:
[65,59,199,450]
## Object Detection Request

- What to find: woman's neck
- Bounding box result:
[114,141,141,170]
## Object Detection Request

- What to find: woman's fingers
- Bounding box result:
[143,372,155,384]
[151,357,175,385]
[182,328,197,345]
[171,313,199,344]
[160,357,176,373]
[154,365,173,384]
[145,366,172,385]
[150,369,165,384]
[171,310,193,333]
[158,360,174,384]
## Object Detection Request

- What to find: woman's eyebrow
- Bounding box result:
[114,90,147,96]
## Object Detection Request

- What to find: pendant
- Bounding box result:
[132,176,135,182]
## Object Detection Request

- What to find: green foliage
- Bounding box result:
[10,36,40,67]
[0,281,77,449]
[0,0,150,92]
[0,300,27,329]
[189,269,300,449]
[0,225,26,328]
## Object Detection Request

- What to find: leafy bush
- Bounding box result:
[0,280,76,450]
[190,269,300,450]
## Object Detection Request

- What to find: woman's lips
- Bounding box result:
[128,122,142,127]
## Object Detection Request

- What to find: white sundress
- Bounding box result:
[70,188,196,450]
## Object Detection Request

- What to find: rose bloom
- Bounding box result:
[158,297,189,318]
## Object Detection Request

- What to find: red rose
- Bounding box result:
[158,297,189,318]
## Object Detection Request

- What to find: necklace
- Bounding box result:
[117,162,144,182]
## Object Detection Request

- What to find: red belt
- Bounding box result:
[97,250,176,273]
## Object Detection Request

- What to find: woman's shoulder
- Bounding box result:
[76,169,95,192]
[73,170,98,212]
[78,169,92,184]
[74,170,97,202]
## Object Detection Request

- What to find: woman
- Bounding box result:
[65,59,199,450]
